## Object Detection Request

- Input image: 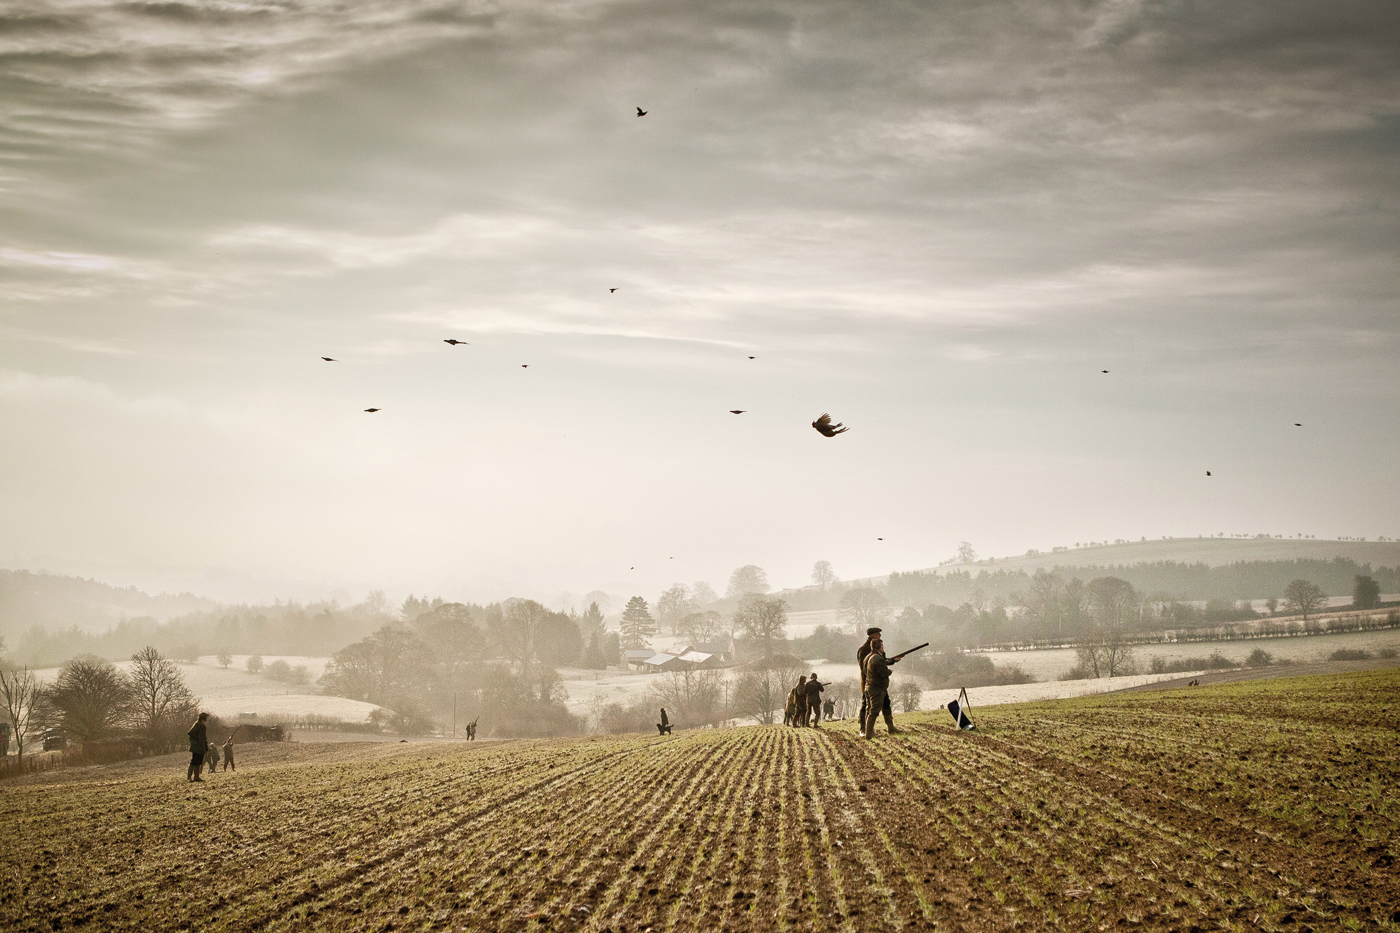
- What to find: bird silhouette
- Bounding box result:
[322,357,337,361]
[1206,471,1211,476]
[730,410,746,414]
[1101,370,1109,373]
[812,413,849,437]
[1294,423,1302,427]
[609,288,618,293]
[521,364,529,368]
[444,339,468,346]
[636,107,647,117]
[877,537,884,541]
[364,408,381,413]
[748,356,756,360]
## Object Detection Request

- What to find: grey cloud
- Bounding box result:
[0,0,1396,598]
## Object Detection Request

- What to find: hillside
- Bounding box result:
[0,569,222,636]
[3,670,1396,932]
[925,537,1400,577]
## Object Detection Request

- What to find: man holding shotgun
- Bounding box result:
[860,635,929,739]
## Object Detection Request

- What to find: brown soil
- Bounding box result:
[1,670,1395,932]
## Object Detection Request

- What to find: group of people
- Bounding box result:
[185,712,237,782]
[784,673,832,727]
[782,626,905,738]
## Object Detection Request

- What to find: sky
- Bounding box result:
[1,0,1397,607]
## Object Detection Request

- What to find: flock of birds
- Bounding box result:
[321,106,1308,469]
[327,337,853,439]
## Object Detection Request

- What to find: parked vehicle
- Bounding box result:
[42,728,67,751]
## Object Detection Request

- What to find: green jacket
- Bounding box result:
[863,651,891,692]
[187,720,208,754]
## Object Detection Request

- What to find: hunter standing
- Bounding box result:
[803,674,825,728]
[222,733,236,771]
[861,638,901,739]
[857,627,899,734]
[187,712,209,782]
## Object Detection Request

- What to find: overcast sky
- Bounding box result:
[1,0,1396,607]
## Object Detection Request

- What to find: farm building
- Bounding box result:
[623,649,655,672]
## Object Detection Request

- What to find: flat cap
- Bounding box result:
[866,626,883,636]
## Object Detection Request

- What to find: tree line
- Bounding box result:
[0,643,199,764]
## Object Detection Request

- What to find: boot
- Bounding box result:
[192,761,205,782]
[884,708,902,734]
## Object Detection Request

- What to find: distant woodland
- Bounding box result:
[2,557,1396,669]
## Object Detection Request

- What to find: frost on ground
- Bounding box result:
[3,669,1396,933]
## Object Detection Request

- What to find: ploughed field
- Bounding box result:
[3,672,1397,933]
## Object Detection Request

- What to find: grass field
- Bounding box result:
[3,671,1396,933]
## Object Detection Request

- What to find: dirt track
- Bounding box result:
[2,670,1396,932]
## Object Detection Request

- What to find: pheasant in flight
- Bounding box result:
[811,413,849,437]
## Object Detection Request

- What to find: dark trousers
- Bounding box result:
[188,752,204,779]
[857,693,894,728]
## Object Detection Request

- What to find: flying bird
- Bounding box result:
[748,356,756,360]
[1101,370,1109,373]
[322,357,337,361]
[1294,423,1302,427]
[729,410,746,414]
[364,408,381,413]
[636,107,647,117]
[1206,471,1211,476]
[811,413,849,437]
[609,288,618,293]
[877,537,884,541]
[444,339,468,346]
[521,364,529,368]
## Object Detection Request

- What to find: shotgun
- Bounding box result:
[890,642,930,662]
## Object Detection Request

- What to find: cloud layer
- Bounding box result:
[1,0,1396,603]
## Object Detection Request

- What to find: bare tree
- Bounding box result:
[0,666,42,762]
[732,656,805,725]
[656,584,691,634]
[1074,626,1137,678]
[649,669,729,728]
[734,594,787,657]
[127,646,199,750]
[320,625,431,706]
[1017,570,1065,640]
[690,581,718,607]
[678,610,726,645]
[895,679,924,713]
[836,587,889,635]
[488,599,551,667]
[1284,579,1327,621]
[1088,576,1140,630]
[47,659,133,744]
[726,565,769,599]
[811,561,837,588]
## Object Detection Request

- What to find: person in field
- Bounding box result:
[205,739,220,774]
[784,681,801,726]
[803,674,826,728]
[222,733,236,771]
[857,627,899,735]
[186,712,209,782]
[861,638,901,739]
[822,697,835,721]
